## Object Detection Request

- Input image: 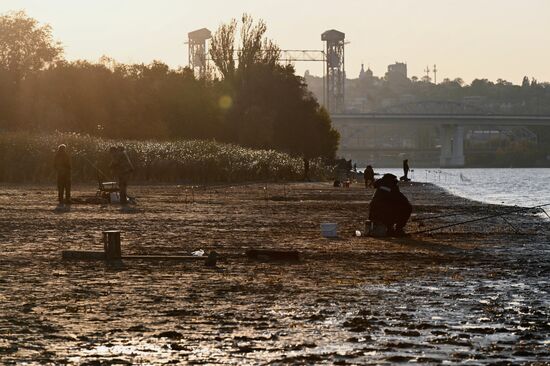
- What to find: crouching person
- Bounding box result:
[109,146,134,204]
[368,173,412,237]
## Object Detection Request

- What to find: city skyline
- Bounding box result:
[1,0,549,84]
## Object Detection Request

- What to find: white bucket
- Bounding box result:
[320,223,338,238]
[110,192,120,203]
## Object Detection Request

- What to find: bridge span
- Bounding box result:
[330,114,550,167]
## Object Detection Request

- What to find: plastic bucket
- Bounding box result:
[320,223,338,238]
[110,192,120,203]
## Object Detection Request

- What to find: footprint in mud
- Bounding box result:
[384,329,421,337]
[385,355,414,363]
[154,331,183,339]
[127,324,149,332]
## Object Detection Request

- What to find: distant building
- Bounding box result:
[359,63,374,80]
[387,62,407,78]
[359,64,365,79]
[385,62,409,87]
[365,67,373,79]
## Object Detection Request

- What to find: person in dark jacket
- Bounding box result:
[368,173,412,236]
[109,146,134,204]
[364,165,375,188]
[54,144,71,204]
[401,159,410,181]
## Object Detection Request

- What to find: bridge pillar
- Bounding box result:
[440,124,465,167]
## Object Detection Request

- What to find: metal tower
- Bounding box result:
[321,29,346,113]
[187,28,212,77]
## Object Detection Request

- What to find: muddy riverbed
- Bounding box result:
[0,182,548,364]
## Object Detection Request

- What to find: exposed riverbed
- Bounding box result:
[0,182,548,364]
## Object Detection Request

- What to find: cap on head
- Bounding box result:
[57,144,66,151]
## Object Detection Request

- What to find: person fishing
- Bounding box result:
[54,144,71,205]
[109,146,134,204]
[401,159,410,181]
[369,173,412,236]
[364,165,375,188]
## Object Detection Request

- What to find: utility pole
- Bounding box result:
[424,65,430,82]
[433,64,438,84]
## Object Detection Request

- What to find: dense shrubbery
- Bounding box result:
[0,132,332,183]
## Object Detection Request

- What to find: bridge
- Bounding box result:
[331,113,550,167]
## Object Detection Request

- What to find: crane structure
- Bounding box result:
[187,28,212,78]
[321,30,346,113]
[187,28,347,111]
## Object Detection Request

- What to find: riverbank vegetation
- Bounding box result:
[0,132,331,183]
[0,11,339,180]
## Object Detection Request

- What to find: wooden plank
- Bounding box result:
[61,251,218,266]
[121,255,207,261]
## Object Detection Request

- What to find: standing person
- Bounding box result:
[364,165,375,188]
[402,159,410,181]
[109,146,134,204]
[303,158,311,182]
[54,144,71,205]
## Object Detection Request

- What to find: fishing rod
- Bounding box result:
[413,210,474,222]
[82,156,109,181]
[412,203,550,235]
[412,205,542,222]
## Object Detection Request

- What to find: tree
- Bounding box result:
[496,78,512,86]
[453,77,464,86]
[210,14,280,80]
[0,11,63,82]
[210,15,339,174]
[522,76,530,88]
[237,14,280,74]
[209,19,237,80]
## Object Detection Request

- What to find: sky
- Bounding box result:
[1,0,549,84]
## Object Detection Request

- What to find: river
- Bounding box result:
[367,168,550,209]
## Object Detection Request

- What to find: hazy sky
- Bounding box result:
[2,0,549,84]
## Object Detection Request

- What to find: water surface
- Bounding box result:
[371,168,550,208]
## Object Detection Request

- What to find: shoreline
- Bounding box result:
[0,182,548,364]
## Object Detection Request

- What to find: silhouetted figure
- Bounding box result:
[401,159,410,182]
[303,158,311,181]
[364,165,375,188]
[54,144,71,204]
[110,146,134,204]
[369,173,412,236]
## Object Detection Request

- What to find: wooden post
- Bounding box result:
[205,251,219,267]
[103,230,121,260]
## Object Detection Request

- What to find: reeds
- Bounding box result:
[0,132,329,183]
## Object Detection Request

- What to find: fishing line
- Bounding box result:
[412,203,550,235]
[415,207,525,222]
[82,156,108,180]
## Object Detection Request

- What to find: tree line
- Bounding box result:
[0,11,339,166]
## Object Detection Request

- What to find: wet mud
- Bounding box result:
[0,182,548,364]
